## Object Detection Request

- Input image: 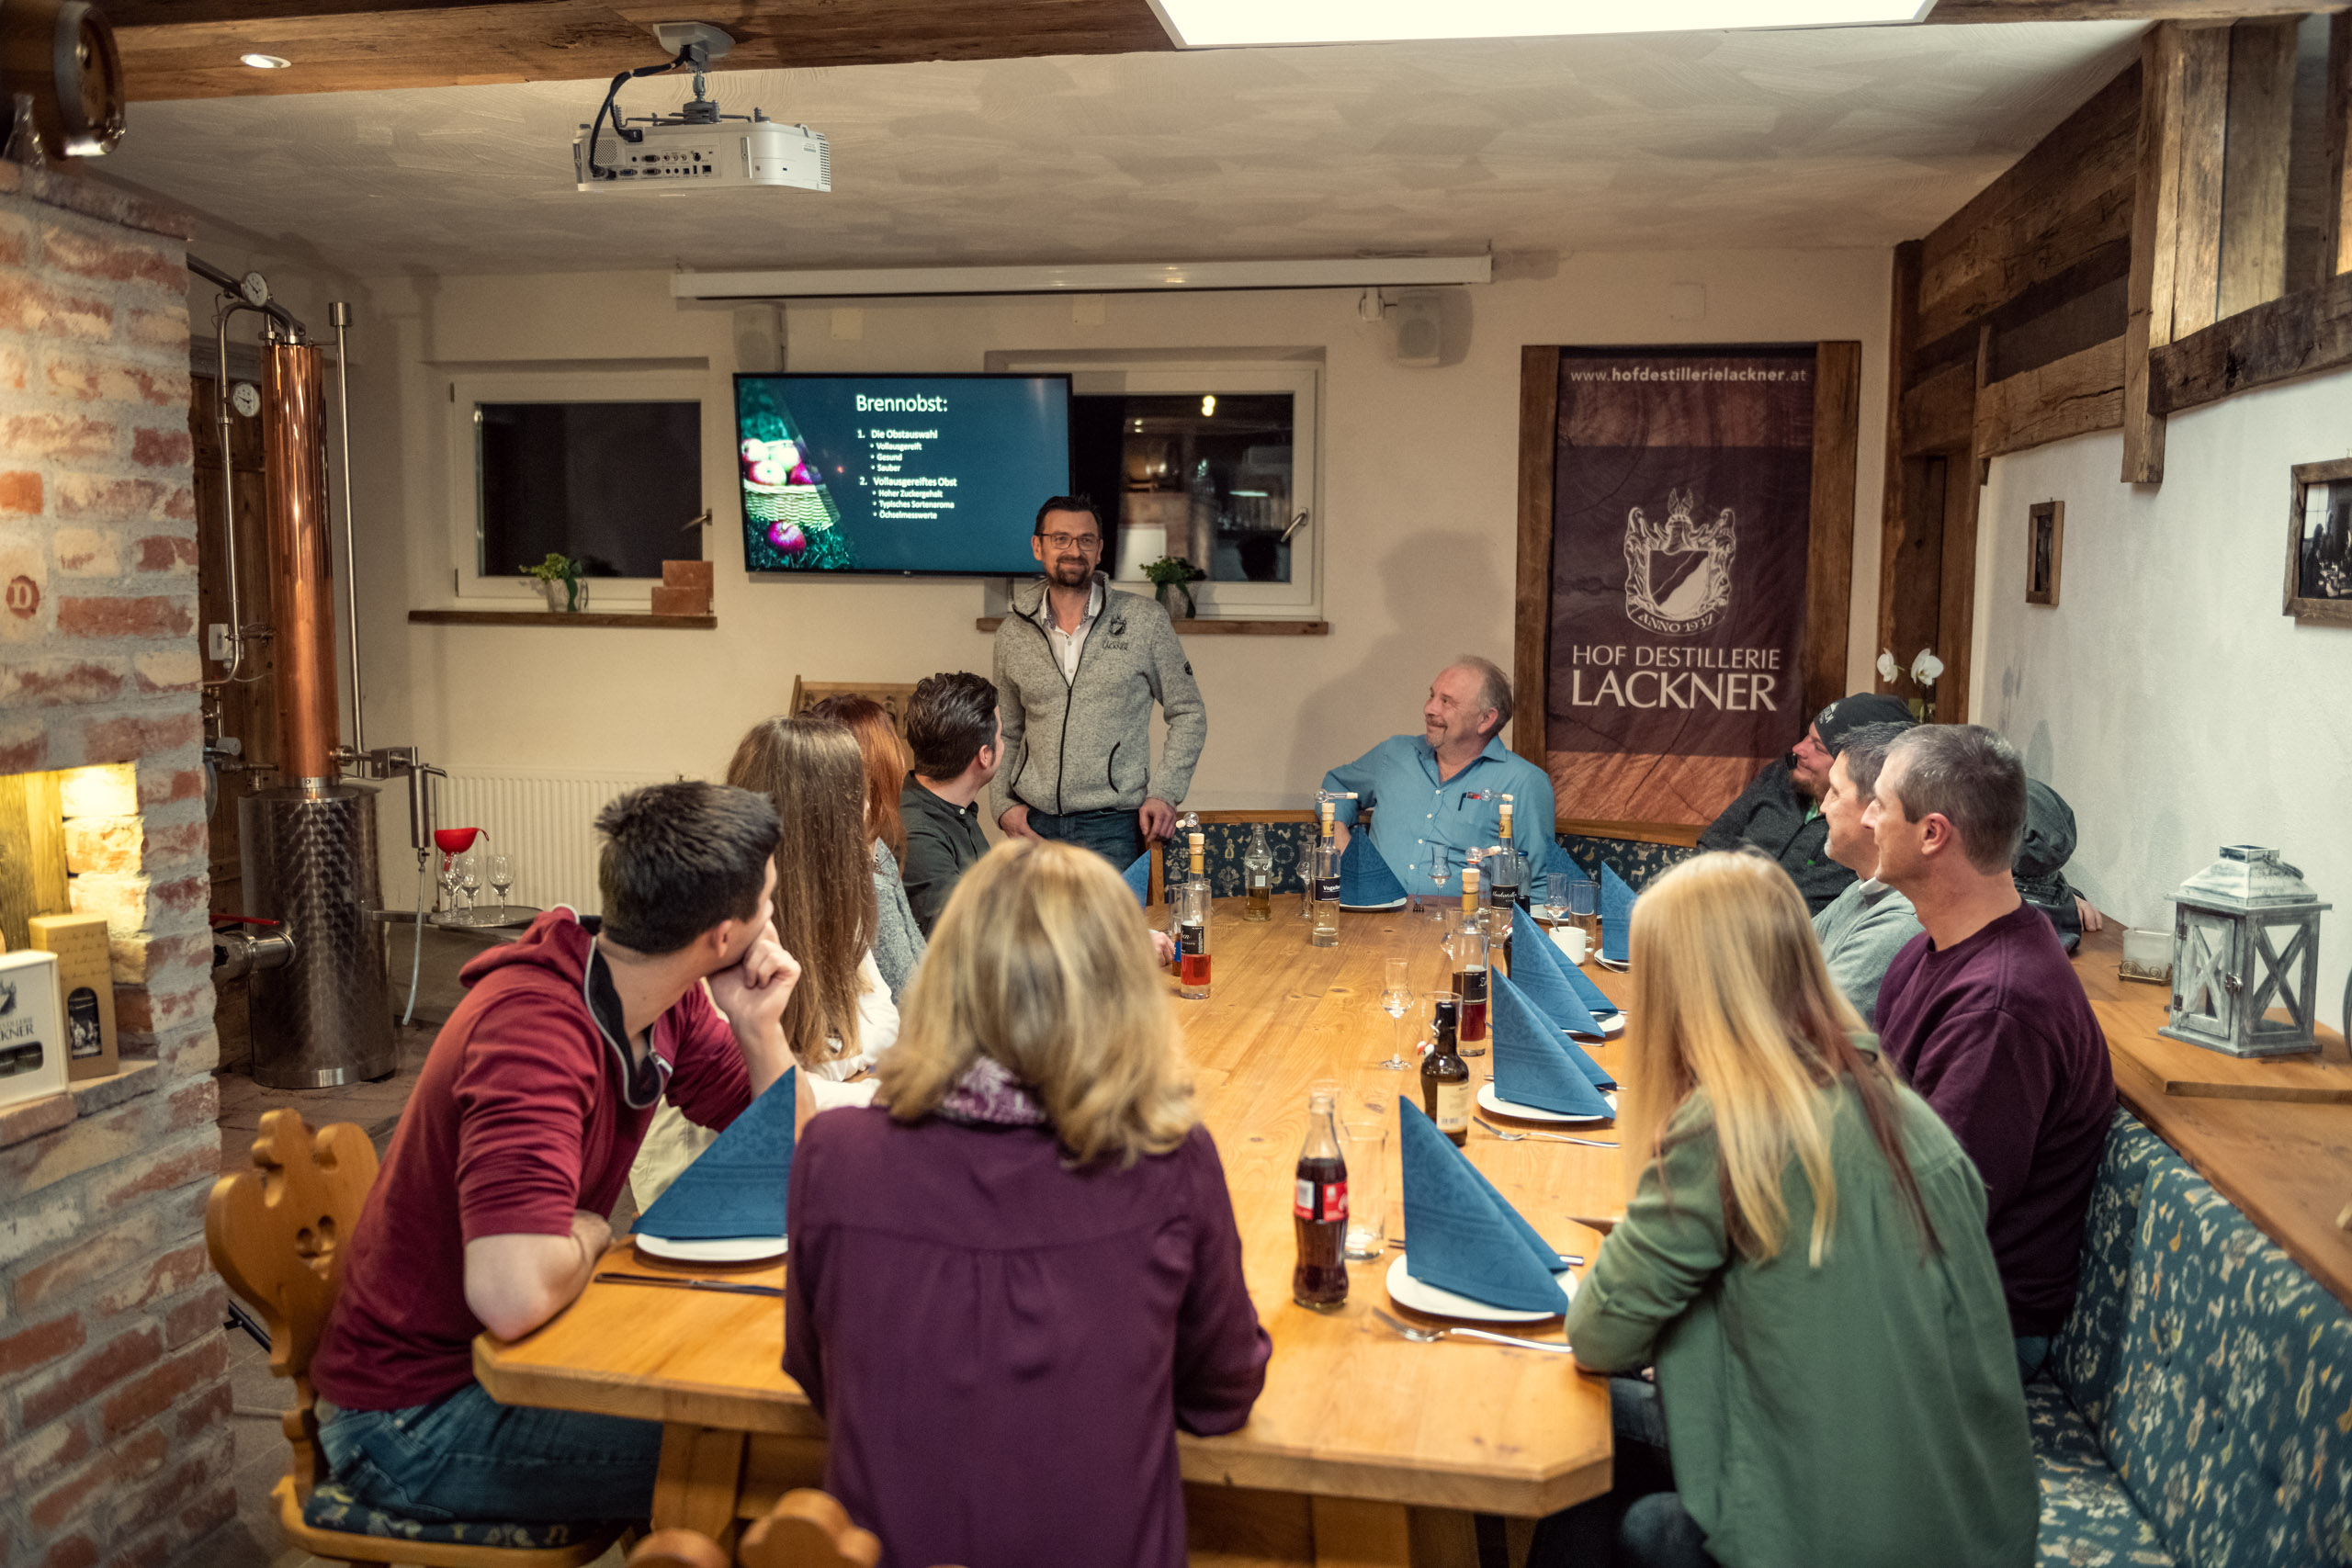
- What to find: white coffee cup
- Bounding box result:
[1549,925,1589,965]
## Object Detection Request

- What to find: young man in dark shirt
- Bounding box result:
[1866,725,2115,1378]
[1699,693,1912,914]
[309,783,799,1523]
[900,671,1001,935]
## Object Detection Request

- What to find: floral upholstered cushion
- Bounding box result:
[2030,1379,2177,1568]
[301,1480,605,1548]
[2048,1111,2352,1568]
[1158,819,1315,899]
[1555,834,1695,892]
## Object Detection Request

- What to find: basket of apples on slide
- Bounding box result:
[741,439,853,570]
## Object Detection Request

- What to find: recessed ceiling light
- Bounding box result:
[240,52,291,69]
[1147,0,1928,47]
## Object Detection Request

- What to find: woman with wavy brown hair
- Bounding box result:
[804,694,924,1003]
[785,839,1268,1568]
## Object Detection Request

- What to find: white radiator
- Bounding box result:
[428,767,675,917]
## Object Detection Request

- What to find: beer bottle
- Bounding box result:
[1292,1088,1349,1310]
[1420,995,1472,1147]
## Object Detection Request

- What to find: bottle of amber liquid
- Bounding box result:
[1243,823,1273,922]
[1420,995,1471,1147]
[1451,863,1490,1055]
[1178,832,1213,1001]
[1293,1088,1349,1310]
[1309,803,1341,948]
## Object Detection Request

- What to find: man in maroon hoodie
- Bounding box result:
[1866,726,2114,1381]
[309,782,798,1524]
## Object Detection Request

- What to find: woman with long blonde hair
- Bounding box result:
[630,716,889,1209]
[785,839,1269,1568]
[1540,851,2032,1568]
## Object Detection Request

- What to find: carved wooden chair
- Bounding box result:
[625,1489,963,1568]
[206,1107,620,1567]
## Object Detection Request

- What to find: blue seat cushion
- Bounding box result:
[2030,1380,2177,1568]
[1159,819,1315,898]
[1554,833,1694,892]
[300,1479,606,1549]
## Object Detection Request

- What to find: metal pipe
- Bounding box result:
[330,301,363,756]
[260,332,339,784]
[187,254,306,338]
[206,297,248,685]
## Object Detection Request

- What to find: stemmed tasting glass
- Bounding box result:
[488,854,514,919]
[1376,959,1414,1070]
[438,851,464,917]
[459,852,482,914]
[1426,846,1453,922]
[1540,871,1570,925]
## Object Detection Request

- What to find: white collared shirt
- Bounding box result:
[1035,579,1104,682]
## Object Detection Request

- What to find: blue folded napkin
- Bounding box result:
[1510,906,1619,1031]
[1491,974,1616,1112]
[1121,851,1152,908]
[1340,831,1408,907]
[634,1068,795,1241]
[1600,863,1635,964]
[1399,1100,1571,1313]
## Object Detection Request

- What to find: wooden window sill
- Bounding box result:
[974,617,1328,636]
[409,610,717,629]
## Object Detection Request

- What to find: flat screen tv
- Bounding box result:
[734,373,1071,576]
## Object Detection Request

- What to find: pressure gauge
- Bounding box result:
[239,271,270,308]
[230,382,261,418]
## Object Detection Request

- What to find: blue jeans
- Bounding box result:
[317,1381,663,1523]
[1023,806,1146,871]
[1527,1377,1718,1568]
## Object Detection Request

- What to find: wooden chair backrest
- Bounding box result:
[625,1529,731,1568]
[204,1107,379,1496]
[738,1491,883,1568]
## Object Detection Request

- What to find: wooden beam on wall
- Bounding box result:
[1936,328,1991,728]
[2152,265,2352,411]
[1901,360,1980,455]
[1512,347,1561,775]
[1974,336,2128,457]
[2172,27,2234,339]
[1928,1,2341,18]
[2220,17,2302,318]
[2126,24,2189,483]
[1876,241,1922,694]
[1803,342,1862,720]
[2327,15,2352,277]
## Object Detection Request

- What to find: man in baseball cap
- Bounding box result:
[1699,693,1914,914]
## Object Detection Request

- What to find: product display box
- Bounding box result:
[0,949,67,1109]
[28,913,118,1081]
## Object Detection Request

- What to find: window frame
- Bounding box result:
[995,358,1322,618]
[442,369,709,608]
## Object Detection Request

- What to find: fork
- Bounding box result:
[1476,1116,1617,1148]
[1371,1306,1575,1355]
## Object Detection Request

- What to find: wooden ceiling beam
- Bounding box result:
[1928,2,2343,19]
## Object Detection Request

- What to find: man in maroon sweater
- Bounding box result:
[1866,725,2114,1379]
[310,783,799,1523]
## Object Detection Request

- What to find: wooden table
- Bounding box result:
[477,898,1625,1565]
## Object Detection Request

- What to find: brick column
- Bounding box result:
[0,164,233,1568]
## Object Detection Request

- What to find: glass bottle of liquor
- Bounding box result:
[1243,823,1273,922]
[1178,832,1213,1000]
[1449,860,1491,1055]
[1420,995,1471,1147]
[1487,796,1520,975]
[1293,1088,1349,1310]
[1309,803,1342,948]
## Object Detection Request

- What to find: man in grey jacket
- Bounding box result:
[1813,720,1924,1024]
[992,496,1207,870]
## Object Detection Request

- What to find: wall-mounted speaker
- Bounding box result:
[1390,288,1471,368]
[733,304,785,373]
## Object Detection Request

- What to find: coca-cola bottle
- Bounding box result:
[1293,1088,1349,1311]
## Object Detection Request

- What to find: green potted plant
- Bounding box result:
[1142,555,1205,620]
[522,552,588,613]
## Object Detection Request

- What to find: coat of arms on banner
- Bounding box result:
[1623,488,1736,636]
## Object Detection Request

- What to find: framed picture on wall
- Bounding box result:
[2289,460,2352,627]
[2026,501,2063,607]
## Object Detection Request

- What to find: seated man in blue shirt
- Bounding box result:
[1321,655,1556,895]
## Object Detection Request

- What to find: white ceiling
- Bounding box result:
[102,21,2144,279]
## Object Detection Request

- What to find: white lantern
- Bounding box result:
[2158,845,2331,1059]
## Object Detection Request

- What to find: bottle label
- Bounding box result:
[1434,1079,1470,1134]
[1295,1178,1348,1222]
[1315,876,1341,902]
[1249,872,1269,890]
[1181,922,1206,957]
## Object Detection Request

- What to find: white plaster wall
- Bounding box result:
[1974,367,2352,1028]
[345,251,1892,867]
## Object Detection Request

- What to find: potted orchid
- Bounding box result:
[1877,647,1946,722]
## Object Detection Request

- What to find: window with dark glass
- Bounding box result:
[476,401,702,579]
[1070,393,1296,583]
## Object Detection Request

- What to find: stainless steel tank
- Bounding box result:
[240,783,394,1087]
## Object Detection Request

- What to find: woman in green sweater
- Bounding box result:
[1538,850,2035,1568]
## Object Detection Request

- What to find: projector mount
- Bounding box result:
[582,21,735,183]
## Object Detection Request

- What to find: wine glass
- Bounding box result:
[438,850,464,917]
[1376,958,1413,1070]
[487,853,514,919]
[459,852,482,915]
[1426,846,1453,922]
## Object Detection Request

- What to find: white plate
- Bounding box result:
[1340,897,1408,912]
[632,1233,787,1266]
[1594,955,1629,972]
[1479,1082,1615,1125]
[1385,1251,1575,1323]
[1568,1012,1625,1040]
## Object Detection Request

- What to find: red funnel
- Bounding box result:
[434,827,482,855]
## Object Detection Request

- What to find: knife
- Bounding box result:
[594,1271,784,1299]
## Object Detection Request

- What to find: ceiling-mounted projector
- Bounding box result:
[572,21,831,194]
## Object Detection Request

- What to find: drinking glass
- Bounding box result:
[438,851,464,916]
[459,852,481,913]
[1339,1105,1389,1261]
[1541,871,1570,925]
[1426,847,1453,922]
[488,853,514,919]
[1376,959,1413,1070]
[1566,876,1600,946]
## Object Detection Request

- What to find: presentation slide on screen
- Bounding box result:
[735,375,1070,575]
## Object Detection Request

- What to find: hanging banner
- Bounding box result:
[1544,346,1815,827]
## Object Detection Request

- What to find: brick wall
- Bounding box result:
[0,165,232,1568]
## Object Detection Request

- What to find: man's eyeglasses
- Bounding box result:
[1039,533,1102,551]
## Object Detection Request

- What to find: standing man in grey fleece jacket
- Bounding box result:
[991,496,1207,871]
[1813,720,1923,1024]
